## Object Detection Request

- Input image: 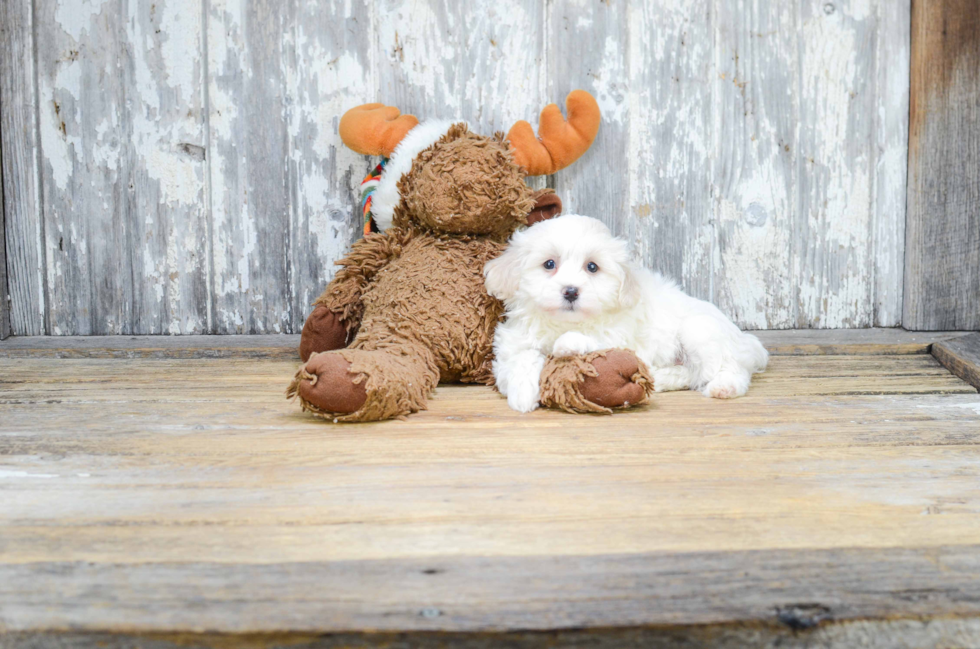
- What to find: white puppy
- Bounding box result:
[485,214,769,413]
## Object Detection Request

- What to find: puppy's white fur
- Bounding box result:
[485,214,769,413]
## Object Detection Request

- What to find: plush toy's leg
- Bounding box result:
[538,349,654,414]
[287,346,440,422]
[298,306,350,361]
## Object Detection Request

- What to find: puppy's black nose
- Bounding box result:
[562,286,579,302]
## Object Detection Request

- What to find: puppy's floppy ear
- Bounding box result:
[484,236,527,301]
[619,263,642,308]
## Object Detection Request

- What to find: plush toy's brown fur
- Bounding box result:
[539,350,654,414]
[289,100,651,422]
[400,126,535,237]
[288,127,533,421]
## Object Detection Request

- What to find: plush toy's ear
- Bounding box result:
[526,189,562,226]
[484,234,528,301]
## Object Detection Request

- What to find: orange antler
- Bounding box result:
[506,90,601,176]
[339,104,420,157]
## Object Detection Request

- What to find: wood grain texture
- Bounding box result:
[905,0,980,331]
[208,0,382,335]
[0,0,46,335]
[756,327,971,356]
[1,141,9,340]
[0,353,979,634]
[376,0,458,121]
[625,0,909,329]
[550,0,630,238]
[32,0,210,335]
[0,333,303,358]
[207,0,292,334]
[2,0,913,333]
[285,0,376,334]
[873,0,910,327]
[7,620,980,649]
[463,1,548,197]
[2,550,980,635]
[933,333,980,390]
[459,1,546,137]
[796,0,878,329]
[710,0,796,327]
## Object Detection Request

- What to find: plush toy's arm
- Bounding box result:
[313,226,415,332]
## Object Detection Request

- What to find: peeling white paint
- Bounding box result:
[145,252,165,304]
[716,163,792,328]
[377,0,460,117]
[145,148,203,206]
[155,0,199,89]
[39,61,83,192]
[797,6,876,327]
[54,0,109,43]
[16,0,911,334]
[872,1,909,327]
[592,36,627,126]
[459,0,541,133]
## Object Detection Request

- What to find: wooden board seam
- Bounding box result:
[3,547,980,633]
[904,0,980,329]
[1,118,9,341]
[932,333,980,390]
[1,329,973,359]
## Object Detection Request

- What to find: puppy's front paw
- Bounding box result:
[507,385,540,413]
[552,332,600,358]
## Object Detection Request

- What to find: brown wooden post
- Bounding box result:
[905,0,980,330]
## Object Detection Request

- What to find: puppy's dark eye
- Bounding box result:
[543,259,556,270]
[587,262,599,273]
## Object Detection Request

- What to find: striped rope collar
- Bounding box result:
[359,159,387,236]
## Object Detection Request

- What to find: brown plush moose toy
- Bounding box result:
[288,91,653,421]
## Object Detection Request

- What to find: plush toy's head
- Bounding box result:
[339,91,600,238]
[397,125,532,237]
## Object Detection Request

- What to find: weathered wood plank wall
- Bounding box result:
[1,0,910,334]
[1,0,46,336]
[0,144,8,340]
[904,0,980,331]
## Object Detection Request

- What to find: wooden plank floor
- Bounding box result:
[1,333,980,643]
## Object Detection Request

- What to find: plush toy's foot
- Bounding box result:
[299,306,349,361]
[539,349,654,414]
[580,350,652,408]
[287,347,440,422]
[288,352,367,416]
